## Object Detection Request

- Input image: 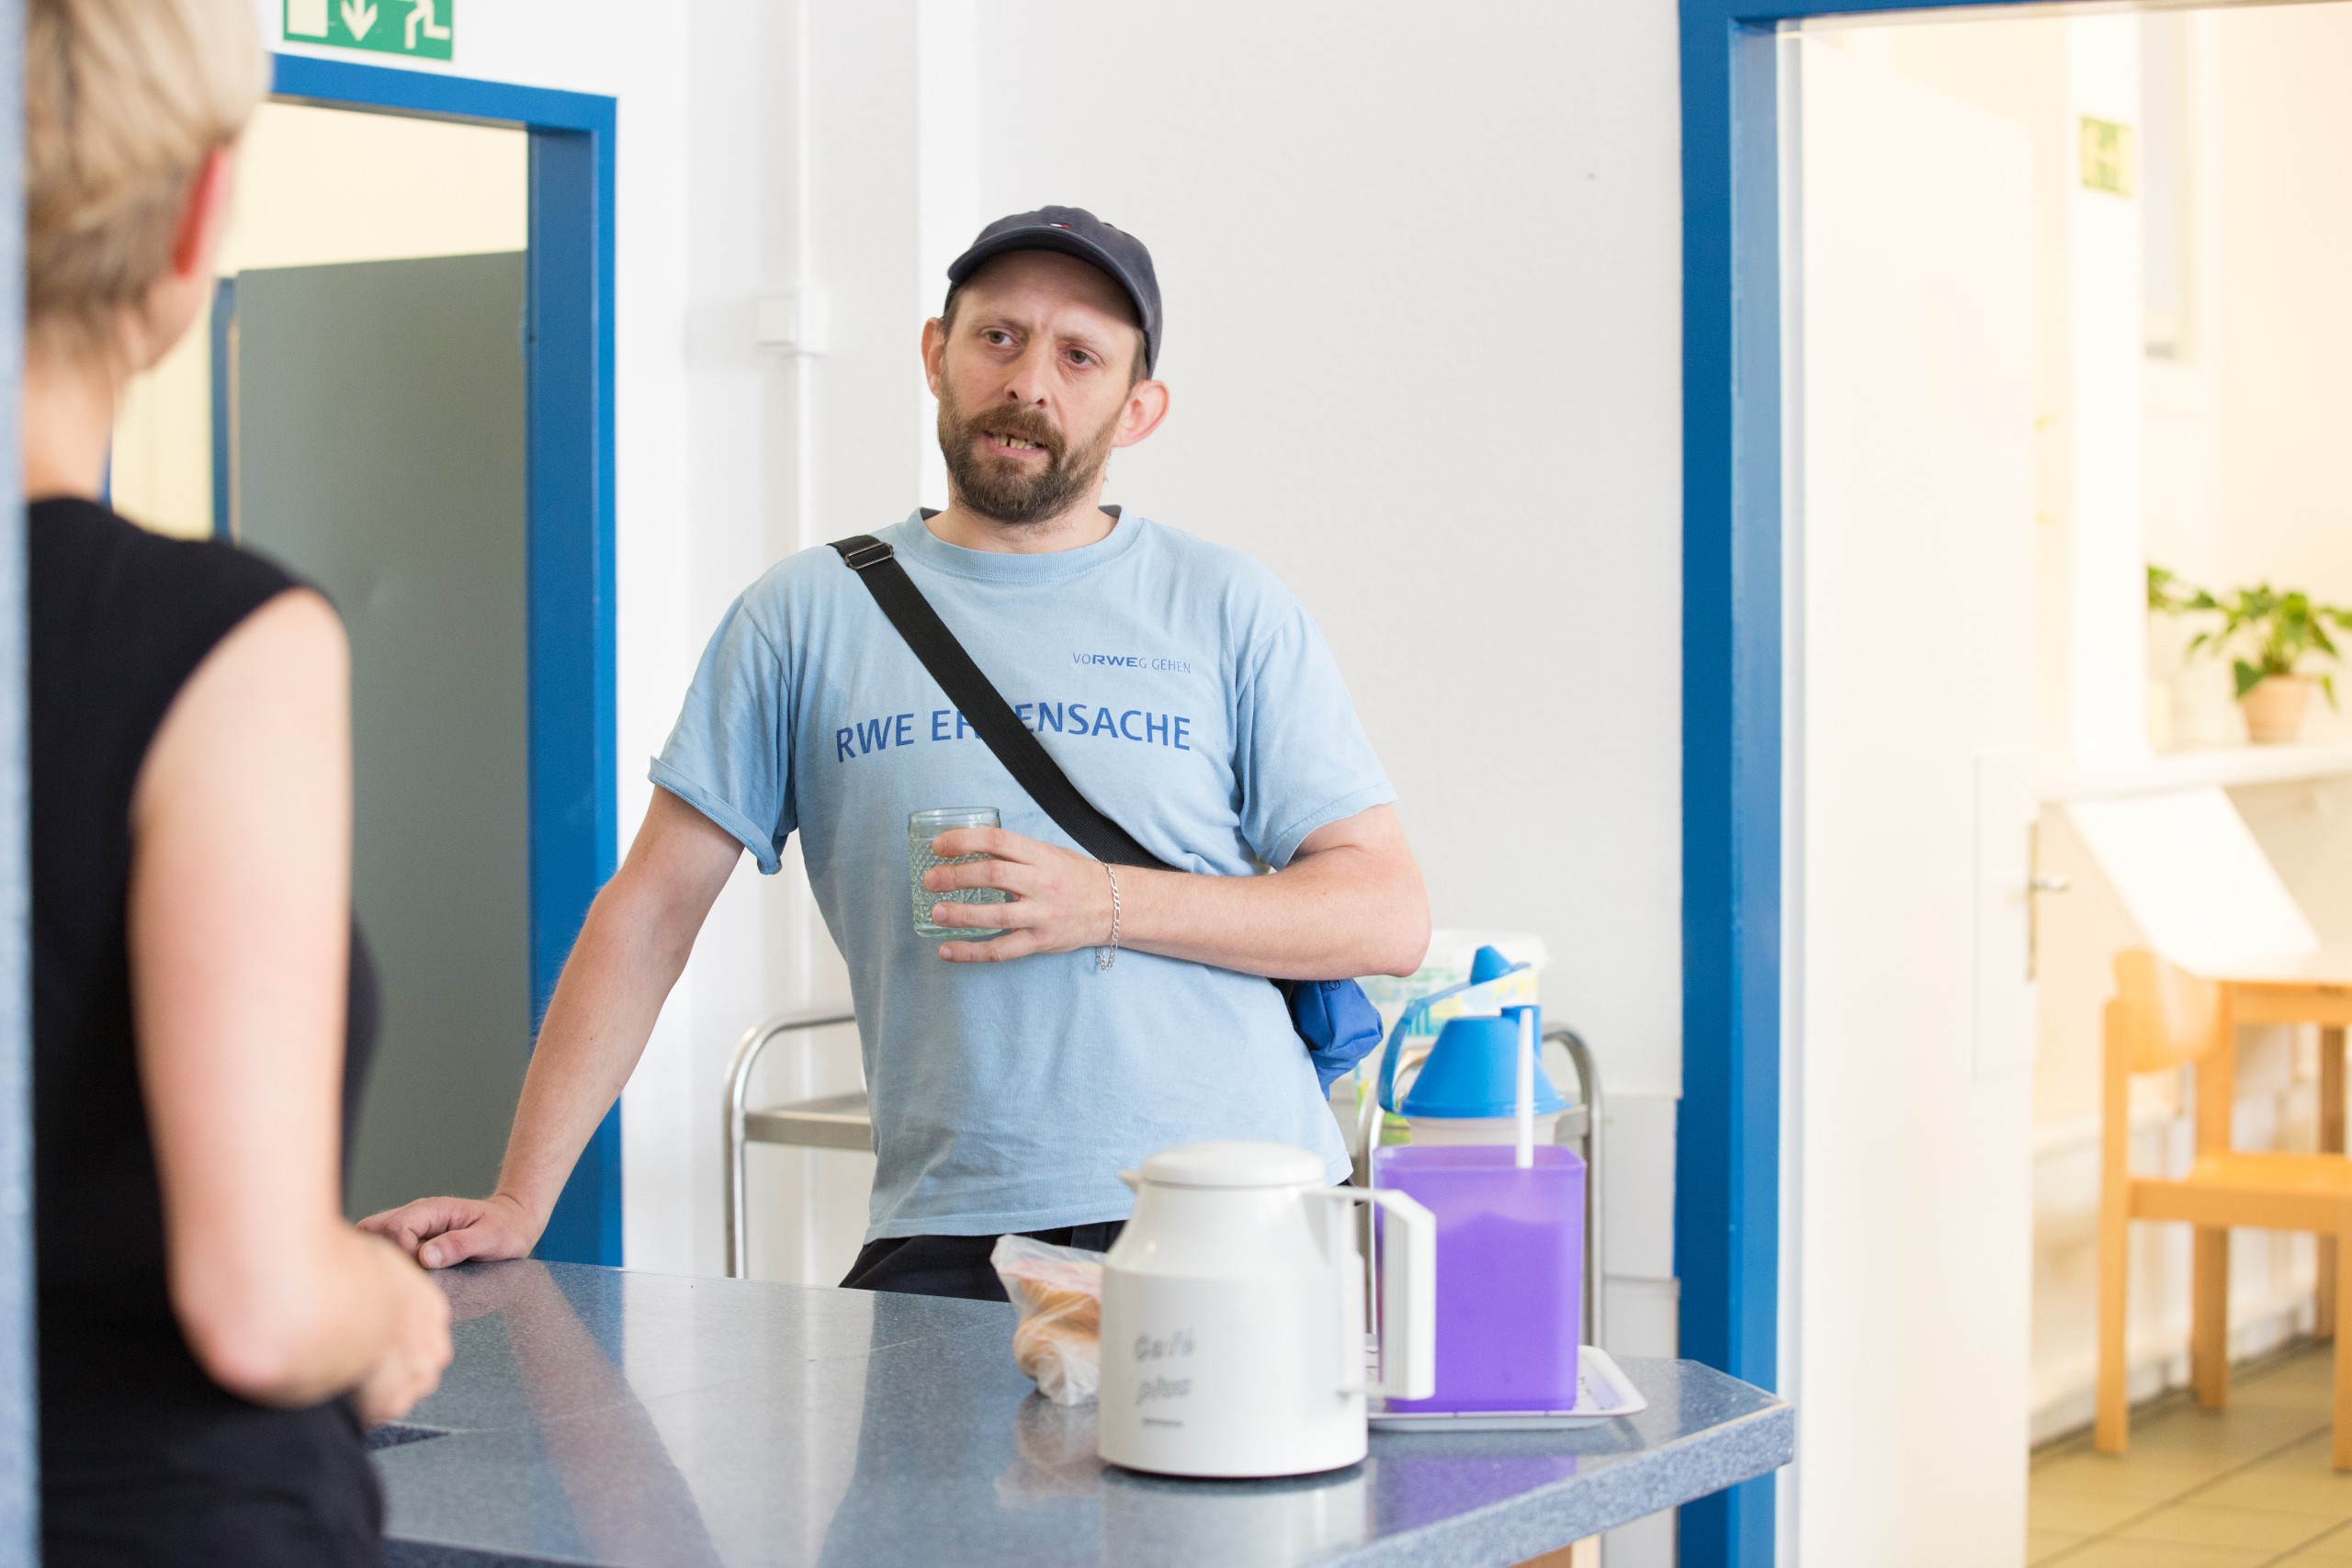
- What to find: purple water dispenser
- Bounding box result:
[1373,998,1586,1416]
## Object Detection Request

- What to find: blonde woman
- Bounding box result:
[26,0,450,1560]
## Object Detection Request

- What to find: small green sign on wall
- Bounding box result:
[284,0,454,62]
[2079,116,2134,197]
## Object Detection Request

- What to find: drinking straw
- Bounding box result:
[1515,1006,1535,1169]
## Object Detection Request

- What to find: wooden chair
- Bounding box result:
[2097,948,2352,1467]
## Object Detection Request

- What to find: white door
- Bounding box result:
[1791,39,2039,1568]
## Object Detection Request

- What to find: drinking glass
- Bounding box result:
[910,807,1009,941]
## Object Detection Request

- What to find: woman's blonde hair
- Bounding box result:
[25,0,265,359]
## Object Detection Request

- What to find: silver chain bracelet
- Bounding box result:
[1096,861,1122,972]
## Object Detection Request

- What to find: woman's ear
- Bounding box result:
[169,144,238,283]
[128,144,239,375]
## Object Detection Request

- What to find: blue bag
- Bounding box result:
[1281,977,1389,1093]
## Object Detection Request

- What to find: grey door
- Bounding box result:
[232,253,531,1220]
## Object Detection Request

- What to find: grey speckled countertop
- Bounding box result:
[375,1261,1790,1568]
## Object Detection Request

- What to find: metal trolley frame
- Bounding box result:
[723,1010,1605,1345]
[723,1008,859,1280]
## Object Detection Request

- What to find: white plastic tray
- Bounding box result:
[1369,1346,1648,1432]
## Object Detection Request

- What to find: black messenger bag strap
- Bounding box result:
[830,535,1174,872]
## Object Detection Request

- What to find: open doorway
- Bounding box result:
[107,58,621,1263]
[115,98,531,1227]
[1784,4,2352,1563]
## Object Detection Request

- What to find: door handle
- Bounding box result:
[2027,827,2066,981]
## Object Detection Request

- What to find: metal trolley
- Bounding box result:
[1551,1026,1611,1350]
[723,1008,860,1280]
[723,1010,1606,1344]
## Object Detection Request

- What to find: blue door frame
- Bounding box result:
[261,54,622,1265]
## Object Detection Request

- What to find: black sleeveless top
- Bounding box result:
[30,499,383,1566]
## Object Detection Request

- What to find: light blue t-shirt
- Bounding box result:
[652,509,1393,1240]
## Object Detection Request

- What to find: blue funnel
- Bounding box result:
[1399,1005,1566,1120]
[1468,944,1516,986]
[1374,951,1534,1114]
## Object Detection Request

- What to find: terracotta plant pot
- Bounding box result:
[2241,674,2313,745]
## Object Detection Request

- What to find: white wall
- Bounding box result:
[947,16,1689,1558]
[254,11,1694,1472]
[953,9,1691,1388]
[2144,5,2352,750]
[961,4,1686,1101]
[2064,16,2152,769]
[2211,5,2352,749]
[696,0,1697,1358]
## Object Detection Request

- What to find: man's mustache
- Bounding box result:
[961,407,1065,460]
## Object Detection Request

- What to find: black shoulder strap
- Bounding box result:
[831,535,1174,871]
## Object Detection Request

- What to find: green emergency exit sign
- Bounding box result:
[284,0,453,62]
[2079,117,2133,197]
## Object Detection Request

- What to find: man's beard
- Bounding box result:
[937,392,1118,526]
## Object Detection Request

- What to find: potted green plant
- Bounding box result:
[2148,566,2352,744]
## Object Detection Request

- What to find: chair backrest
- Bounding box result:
[2109,947,2225,1074]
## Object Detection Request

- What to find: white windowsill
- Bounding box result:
[2040,740,2352,803]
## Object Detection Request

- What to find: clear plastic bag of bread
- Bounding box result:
[990,1235,1103,1405]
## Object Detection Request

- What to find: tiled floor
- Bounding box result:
[2031,1342,2352,1566]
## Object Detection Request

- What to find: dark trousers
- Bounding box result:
[840,1220,1126,1302]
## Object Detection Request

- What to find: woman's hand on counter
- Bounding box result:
[350,1237,452,1425]
[358,1190,540,1271]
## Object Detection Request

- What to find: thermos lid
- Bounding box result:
[1133,1140,1324,1190]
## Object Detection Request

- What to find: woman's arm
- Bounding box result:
[129,589,448,1415]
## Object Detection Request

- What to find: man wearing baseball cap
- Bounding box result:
[361,208,1430,1299]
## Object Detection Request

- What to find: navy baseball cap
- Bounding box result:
[945,206,1161,375]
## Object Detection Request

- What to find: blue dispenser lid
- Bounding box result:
[1468,944,1516,985]
[1398,1006,1567,1119]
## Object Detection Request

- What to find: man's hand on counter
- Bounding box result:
[359,1190,541,1271]
[358,794,740,1282]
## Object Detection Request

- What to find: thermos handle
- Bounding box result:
[1307,1187,1435,1402]
[1363,1189,1436,1400]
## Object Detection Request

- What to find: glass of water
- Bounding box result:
[910,807,1009,942]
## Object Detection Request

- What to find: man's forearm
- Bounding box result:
[493,882,695,1227]
[357,791,740,1264]
[1119,836,1428,982]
